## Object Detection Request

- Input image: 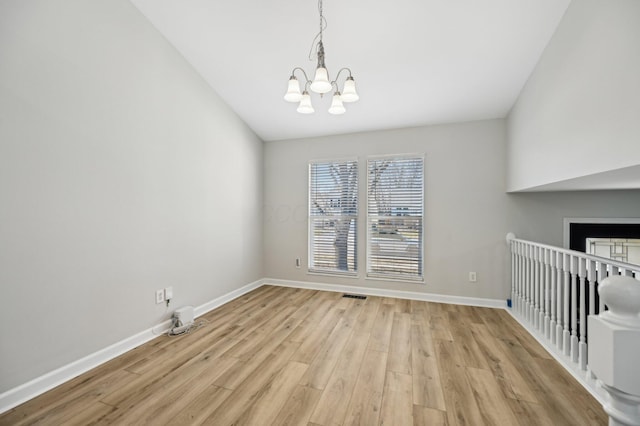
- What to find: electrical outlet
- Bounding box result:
[469,272,477,282]
[155,289,164,304]
[164,286,173,300]
[295,258,301,268]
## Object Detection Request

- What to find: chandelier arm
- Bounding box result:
[331,67,354,86]
[291,67,312,85]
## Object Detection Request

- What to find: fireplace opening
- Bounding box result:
[568,221,640,266]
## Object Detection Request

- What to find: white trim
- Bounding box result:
[193,279,263,318]
[505,309,607,407]
[366,155,425,282]
[263,278,506,308]
[562,217,640,249]
[0,278,264,414]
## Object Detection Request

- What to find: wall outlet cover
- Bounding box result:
[164,286,174,300]
[155,289,164,304]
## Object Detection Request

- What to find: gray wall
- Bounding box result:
[507,190,640,246]
[264,119,640,302]
[264,120,513,300]
[508,0,640,191]
[0,0,263,392]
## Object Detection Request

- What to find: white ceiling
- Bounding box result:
[130,0,570,142]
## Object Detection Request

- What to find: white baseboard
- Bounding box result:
[263,278,506,308]
[0,278,264,414]
[194,279,263,318]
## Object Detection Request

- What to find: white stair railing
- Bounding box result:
[506,233,640,374]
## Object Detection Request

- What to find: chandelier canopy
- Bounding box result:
[284,0,359,115]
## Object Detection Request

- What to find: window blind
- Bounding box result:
[309,160,358,274]
[367,156,423,280]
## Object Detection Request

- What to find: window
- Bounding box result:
[367,156,424,280]
[309,160,358,275]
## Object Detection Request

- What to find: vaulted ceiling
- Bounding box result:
[130,0,570,141]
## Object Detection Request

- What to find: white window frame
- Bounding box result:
[308,158,358,277]
[366,154,424,282]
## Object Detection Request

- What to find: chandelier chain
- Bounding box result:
[307,0,327,61]
[319,0,323,42]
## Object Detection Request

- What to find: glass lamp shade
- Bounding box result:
[310,67,332,94]
[296,91,315,114]
[341,76,359,102]
[284,76,303,102]
[328,92,346,115]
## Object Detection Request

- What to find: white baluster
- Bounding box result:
[556,251,564,349]
[524,243,529,318]
[571,256,579,364]
[563,253,571,356]
[544,248,551,339]
[587,259,597,379]
[519,241,524,315]
[579,257,587,370]
[588,260,596,318]
[529,244,535,323]
[598,261,607,314]
[510,239,515,309]
[532,246,538,329]
[611,265,620,277]
[520,242,526,314]
[550,248,557,345]
[588,275,640,426]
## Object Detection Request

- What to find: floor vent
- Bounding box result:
[342,294,367,300]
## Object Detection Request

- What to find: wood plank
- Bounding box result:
[505,398,555,426]
[380,372,413,426]
[233,361,309,426]
[410,322,446,410]
[368,303,395,352]
[163,385,231,426]
[271,385,322,426]
[429,315,453,341]
[202,340,301,425]
[300,316,355,390]
[387,312,412,374]
[434,339,484,426]
[290,306,346,364]
[308,330,371,426]
[469,323,538,403]
[1,368,135,426]
[342,350,387,426]
[446,313,489,370]
[393,298,412,313]
[464,366,519,426]
[100,349,240,424]
[412,405,448,426]
[352,296,381,333]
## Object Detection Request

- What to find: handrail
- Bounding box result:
[507,234,640,272]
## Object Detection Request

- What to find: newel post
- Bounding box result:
[588,275,640,426]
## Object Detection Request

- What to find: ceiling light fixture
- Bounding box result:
[284,0,359,115]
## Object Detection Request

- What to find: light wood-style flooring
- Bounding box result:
[0,285,607,425]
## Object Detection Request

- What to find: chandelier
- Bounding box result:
[283,0,359,115]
